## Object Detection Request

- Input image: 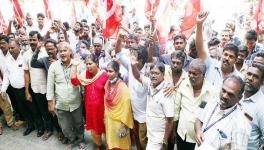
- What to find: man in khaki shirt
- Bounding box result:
[174,59,217,150]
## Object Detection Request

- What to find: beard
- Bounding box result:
[244,82,259,94]
[171,67,182,73]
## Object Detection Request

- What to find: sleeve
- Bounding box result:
[1,65,9,92]
[174,90,182,121]
[204,57,213,71]
[30,51,45,68]
[116,49,130,70]
[258,111,264,144]
[71,78,81,86]
[0,64,10,92]
[162,96,175,118]
[140,75,151,88]
[23,54,29,70]
[46,64,55,101]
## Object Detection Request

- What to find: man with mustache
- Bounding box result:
[173,59,217,150]
[196,12,242,90]
[47,42,84,149]
[23,31,53,137]
[194,75,251,149]
[240,63,264,150]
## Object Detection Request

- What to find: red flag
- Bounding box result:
[71,1,77,25]
[43,0,52,20]
[255,0,263,33]
[155,0,174,54]
[10,0,24,28]
[180,0,201,39]
[0,10,7,34]
[102,0,122,38]
[84,0,89,6]
[145,0,160,19]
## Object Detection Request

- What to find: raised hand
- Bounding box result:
[197,11,209,25]
[130,52,139,66]
[72,54,81,66]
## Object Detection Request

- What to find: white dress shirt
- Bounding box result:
[23,48,48,94]
[1,53,25,92]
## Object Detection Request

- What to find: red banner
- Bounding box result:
[102,0,122,38]
[11,0,24,28]
[180,0,201,39]
[0,10,7,34]
[43,0,52,20]
[255,0,263,33]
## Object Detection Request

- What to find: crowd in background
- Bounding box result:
[0,3,264,150]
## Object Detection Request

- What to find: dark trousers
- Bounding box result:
[30,89,53,132]
[176,133,195,150]
[7,86,22,120]
[9,86,35,127]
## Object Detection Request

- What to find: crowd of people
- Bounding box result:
[0,5,264,150]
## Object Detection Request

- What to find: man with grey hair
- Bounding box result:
[47,42,85,149]
[174,59,217,150]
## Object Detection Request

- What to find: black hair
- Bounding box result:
[131,45,148,65]
[171,51,186,64]
[223,75,245,96]
[107,61,123,79]
[207,37,220,47]
[238,45,249,56]
[44,38,57,49]
[85,53,99,66]
[251,63,264,82]
[81,19,87,23]
[150,61,165,74]
[63,22,70,30]
[245,29,257,41]
[29,31,42,40]
[189,39,197,58]
[174,33,187,43]
[223,43,239,57]
[37,13,45,18]
[0,34,9,43]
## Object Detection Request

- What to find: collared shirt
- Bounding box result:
[241,90,264,150]
[23,48,48,94]
[159,53,193,72]
[1,53,25,92]
[116,48,148,123]
[175,79,217,143]
[164,65,188,85]
[205,57,243,90]
[47,59,82,112]
[245,43,264,64]
[198,101,251,150]
[97,51,111,70]
[141,77,174,143]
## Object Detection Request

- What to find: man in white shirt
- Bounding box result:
[195,75,251,150]
[23,31,53,138]
[0,56,18,135]
[132,58,174,150]
[1,40,34,136]
[115,34,149,150]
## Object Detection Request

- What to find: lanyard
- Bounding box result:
[203,103,237,133]
[61,64,71,84]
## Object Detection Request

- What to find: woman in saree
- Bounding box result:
[71,54,108,150]
[105,61,134,150]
